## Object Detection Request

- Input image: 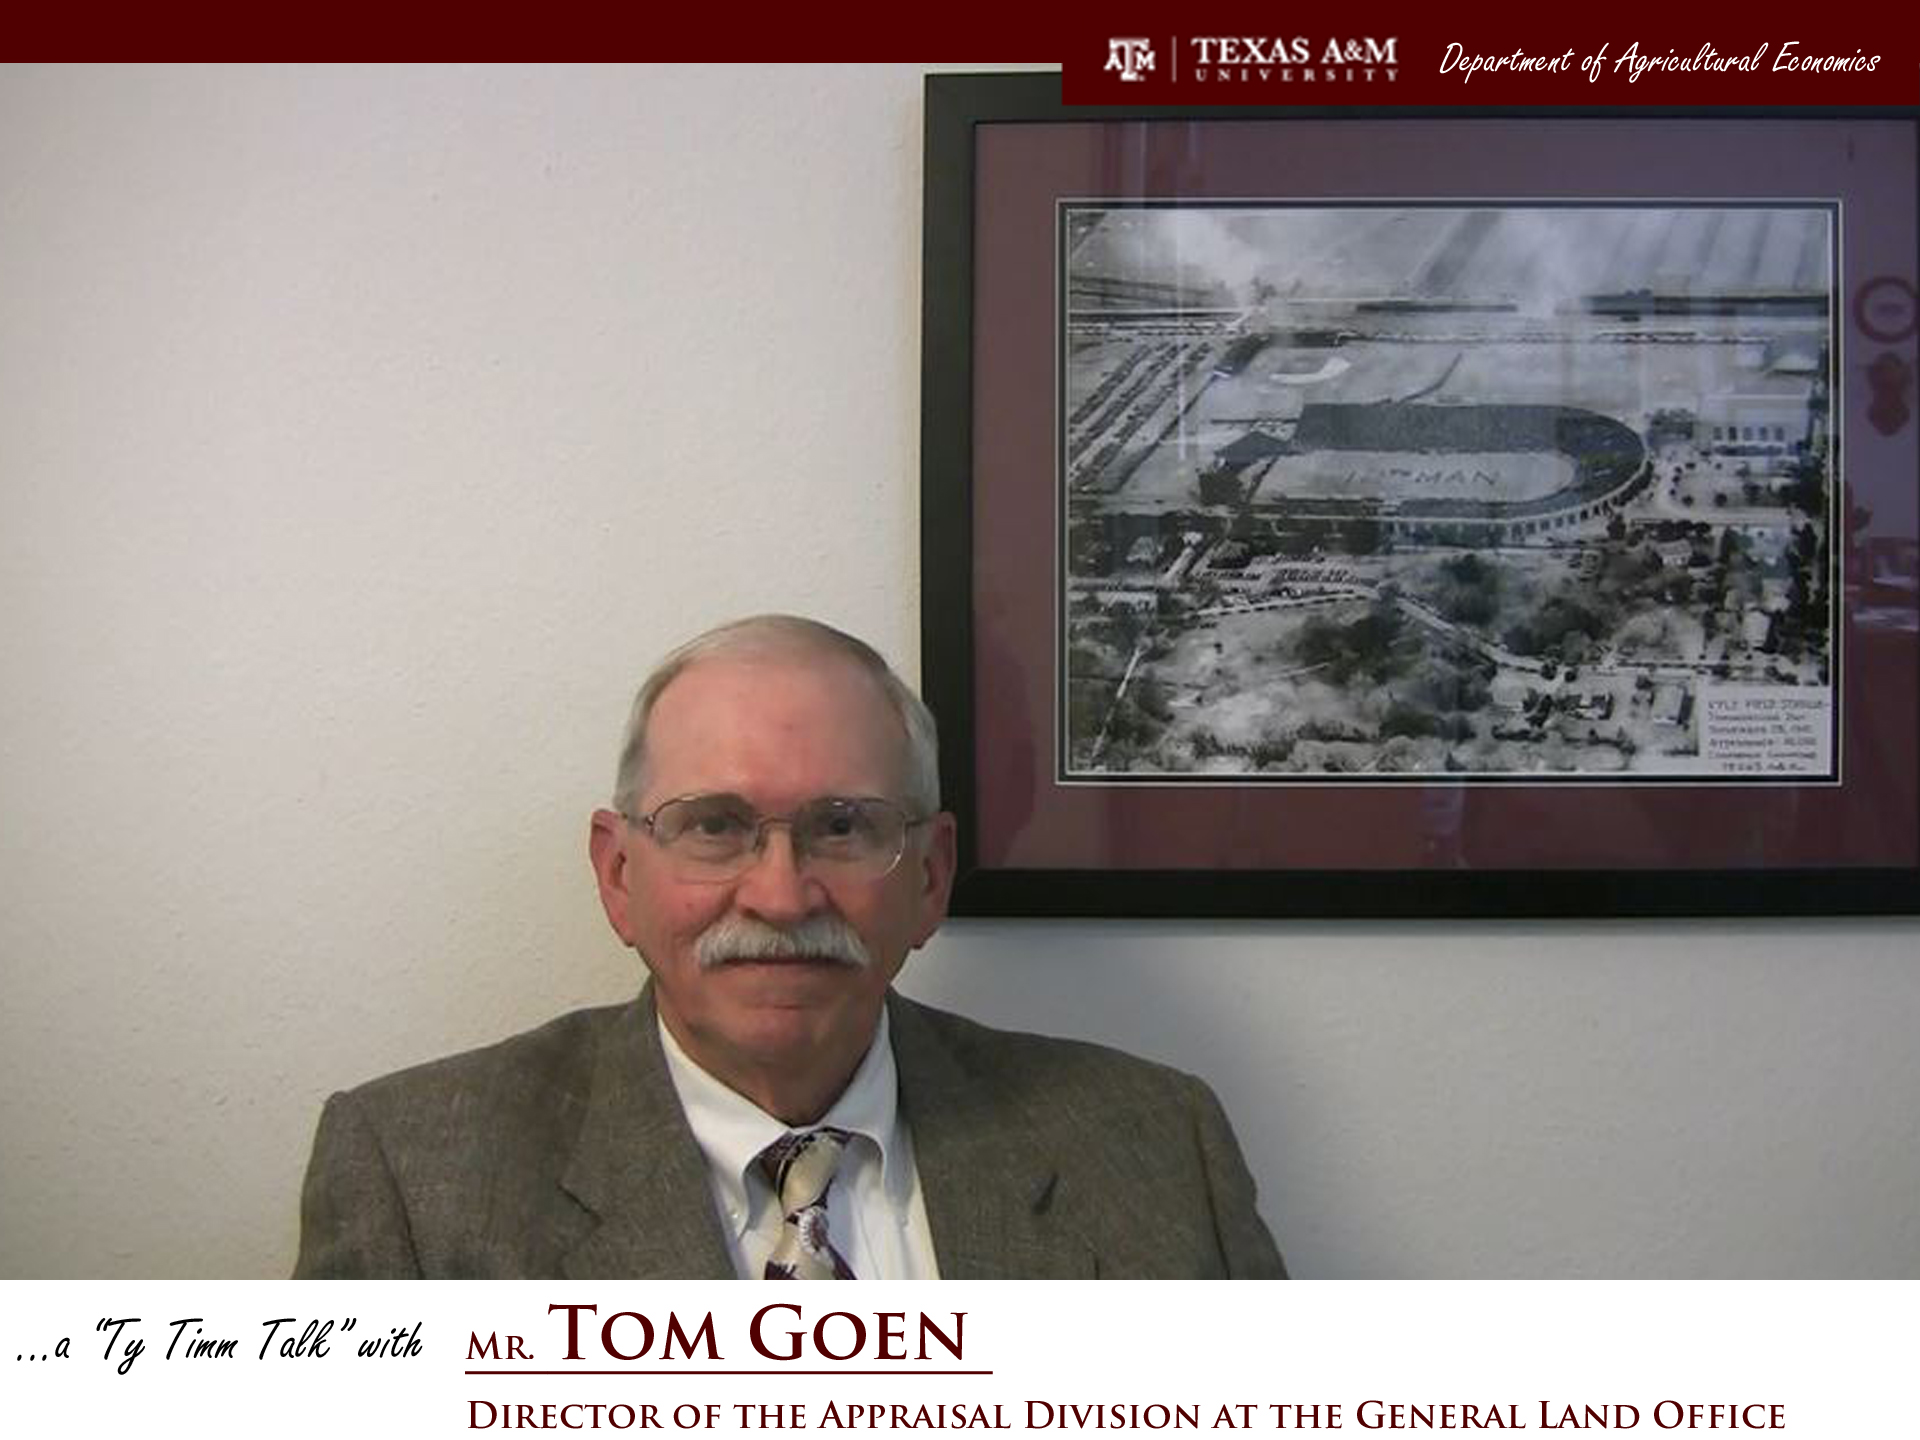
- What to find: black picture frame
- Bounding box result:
[920,71,1920,918]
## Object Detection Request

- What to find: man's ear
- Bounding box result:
[588,809,638,947]
[909,811,958,949]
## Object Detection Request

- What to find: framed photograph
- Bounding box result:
[920,73,1920,917]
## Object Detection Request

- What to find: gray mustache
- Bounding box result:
[695,914,872,970]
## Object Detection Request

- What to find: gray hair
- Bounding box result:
[612,614,941,818]
[694,913,871,970]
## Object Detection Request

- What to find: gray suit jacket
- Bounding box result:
[295,989,1285,1279]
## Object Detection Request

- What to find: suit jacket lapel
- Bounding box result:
[890,993,1097,1279]
[557,990,735,1279]
[550,987,1098,1278]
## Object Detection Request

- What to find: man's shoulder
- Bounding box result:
[889,991,1287,1279]
[890,993,1206,1102]
[298,998,674,1278]
[334,1000,640,1134]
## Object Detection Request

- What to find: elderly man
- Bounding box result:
[296,615,1284,1278]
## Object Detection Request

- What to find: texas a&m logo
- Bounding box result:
[1105,39,1156,81]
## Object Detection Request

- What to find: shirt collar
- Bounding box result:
[657,1006,910,1234]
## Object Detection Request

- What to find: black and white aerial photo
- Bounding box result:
[1062,204,1837,781]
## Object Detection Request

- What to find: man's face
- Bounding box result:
[590,648,954,1106]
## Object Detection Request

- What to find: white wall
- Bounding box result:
[2,64,1914,1279]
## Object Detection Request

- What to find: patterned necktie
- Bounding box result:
[759,1127,856,1280]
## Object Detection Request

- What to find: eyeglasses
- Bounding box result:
[628,793,931,883]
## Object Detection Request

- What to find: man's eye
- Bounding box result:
[669,802,755,846]
[805,803,877,850]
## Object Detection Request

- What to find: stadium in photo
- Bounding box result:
[1060,204,1836,782]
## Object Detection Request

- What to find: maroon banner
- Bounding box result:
[1062,26,1917,106]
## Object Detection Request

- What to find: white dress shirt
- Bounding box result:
[657,1008,940,1279]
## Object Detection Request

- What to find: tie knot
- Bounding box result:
[759,1127,853,1209]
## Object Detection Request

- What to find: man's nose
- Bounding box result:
[732,823,823,920]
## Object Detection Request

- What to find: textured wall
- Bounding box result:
[1,64,1914,1278]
